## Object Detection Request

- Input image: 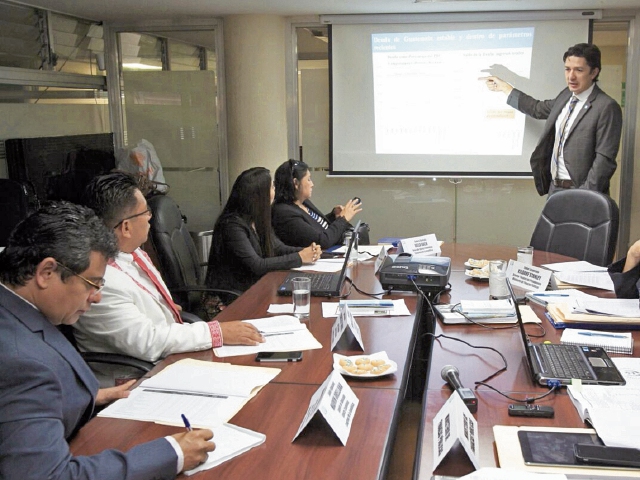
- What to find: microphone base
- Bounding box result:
[456,388,478,413]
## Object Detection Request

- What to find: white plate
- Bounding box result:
[465,259,490,269]
[465,269,489,281]
[332,352,398,378]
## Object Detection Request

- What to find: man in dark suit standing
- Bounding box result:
[483,43,622,196]
[0,202,215,480]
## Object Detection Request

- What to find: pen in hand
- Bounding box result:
[181,413,192,432]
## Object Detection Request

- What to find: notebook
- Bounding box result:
[560,328,634,355]
[507,279,626,387]
[277,221,360,297]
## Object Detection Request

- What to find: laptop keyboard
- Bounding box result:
[308,273,336,291]
[540,344,595,380]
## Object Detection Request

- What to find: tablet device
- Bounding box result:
[518,430,602,467]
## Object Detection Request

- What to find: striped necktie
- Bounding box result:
[551,95,579,179]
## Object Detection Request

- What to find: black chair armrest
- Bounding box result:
[180,311,205,324]
[169,285,241,299]
[81,352,154,373]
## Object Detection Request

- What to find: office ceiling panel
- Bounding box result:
[18,0,640,23]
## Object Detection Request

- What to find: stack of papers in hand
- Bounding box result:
[214,315,322,357]
[99,359,280,427]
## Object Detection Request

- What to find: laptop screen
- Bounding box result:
[506,278,538,381]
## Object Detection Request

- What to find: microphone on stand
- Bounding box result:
[441,365,478,413]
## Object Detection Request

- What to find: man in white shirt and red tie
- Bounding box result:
[481,43,622,196]
[74,172,264,386]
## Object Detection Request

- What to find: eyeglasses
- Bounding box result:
[113,207,152,229]
[56,262,105,293]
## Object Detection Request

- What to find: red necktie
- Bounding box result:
[132,251,183,324]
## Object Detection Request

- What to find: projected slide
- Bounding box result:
[371,27,534,156]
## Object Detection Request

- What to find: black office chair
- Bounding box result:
[58,325,154,375]
[0,179,36,246]
[529,189,619,267]
[146,194,240,319]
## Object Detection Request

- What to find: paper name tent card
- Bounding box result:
[330,304,364,351]
[432,392,480,470]
[98,359,280,427]
[292,370,359,446]
[184,424,266,476]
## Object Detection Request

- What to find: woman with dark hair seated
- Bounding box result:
[205,167,319,300]
[272,159,362,249]
[608,239,640,298]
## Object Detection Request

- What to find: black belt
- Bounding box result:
[553,178,574,189]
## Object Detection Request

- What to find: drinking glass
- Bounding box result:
[292,277,311,318]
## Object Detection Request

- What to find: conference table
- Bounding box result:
[71,253,423,479]
[414,246,639,479]
[70,244,632,479]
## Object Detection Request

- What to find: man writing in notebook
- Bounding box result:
[74,172,264,386]
[0,202,214,479]
[481,43,622,196]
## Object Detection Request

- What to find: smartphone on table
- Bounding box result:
[255,351,303,362]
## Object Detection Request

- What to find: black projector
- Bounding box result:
[378,254,451,292]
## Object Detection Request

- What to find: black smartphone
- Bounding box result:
[574,443,640,468]
[518,430,603,466]
[352,196,361,205]
[255,351,303,362]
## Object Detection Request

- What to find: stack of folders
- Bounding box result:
[561,328,634,355]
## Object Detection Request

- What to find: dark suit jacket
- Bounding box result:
[205,214,302,293]
[608,258,640,299]
[0,285,177,480]
[507,84,622,196]
[272,200,351,249]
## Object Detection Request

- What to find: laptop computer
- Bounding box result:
[277,220,360,297]
[506,279,626,387]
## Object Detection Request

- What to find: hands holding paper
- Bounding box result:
[173,429,216,472]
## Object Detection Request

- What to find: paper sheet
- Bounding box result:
[553,271,615,291]
[213,316,322,357]
[321,299,411,317]
[542,261,608,272]
[184,424,266,476]
[292,259,344,272]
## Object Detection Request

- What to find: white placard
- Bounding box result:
[330,305,365,351]
[506,260,552,292]
[399,234,441,256]
[433,392,480,471]
[374,245,388,273]
[292,370,359,445]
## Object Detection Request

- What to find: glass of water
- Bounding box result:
[292,277,310,318]
[517,246,534,265]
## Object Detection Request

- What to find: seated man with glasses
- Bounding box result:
[74,172,264,386]
[0,202,215,479]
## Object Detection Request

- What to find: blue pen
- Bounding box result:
[181,413,192,432]
[532,293,570,297]
[578,331,626,339]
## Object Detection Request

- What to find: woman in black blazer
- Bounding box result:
[272,159,362,249]
[608,239,640,298]
[205,167,319,298]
